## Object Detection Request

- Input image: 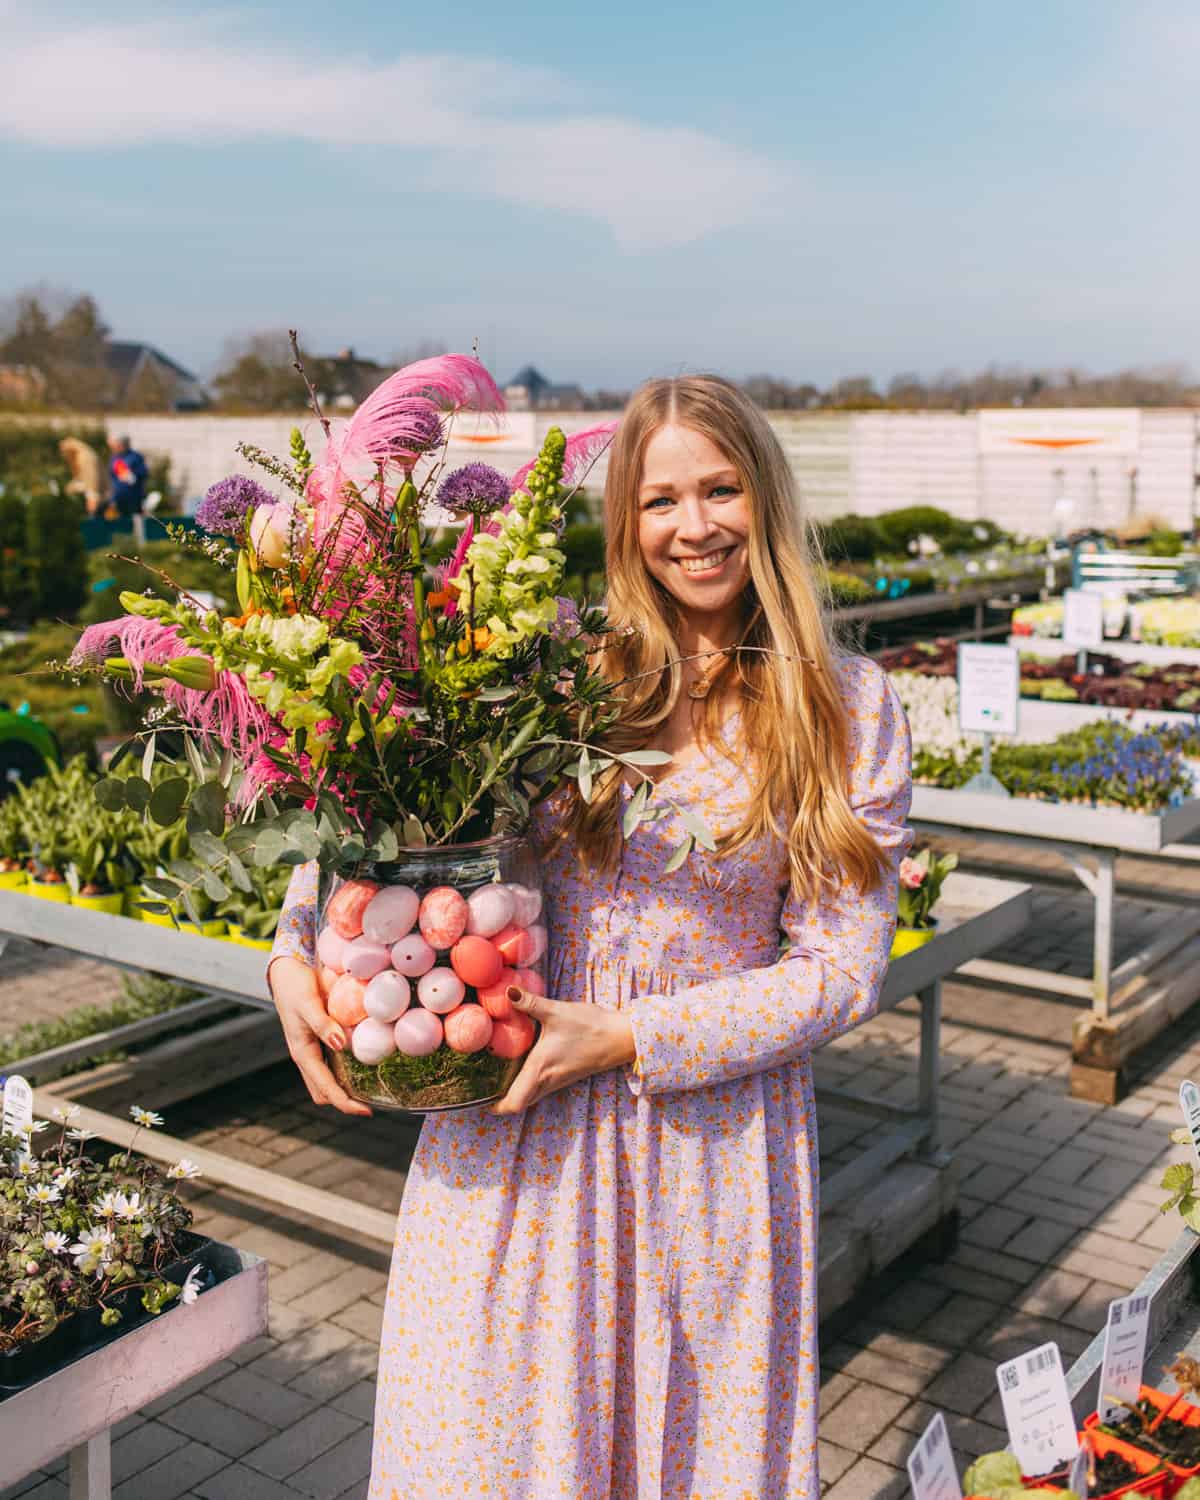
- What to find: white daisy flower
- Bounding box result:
[69,1227,114,1271]
[54,1166,78,1187]
[16,1156,38,1177]
[26,1182,61,1205]
[166,1159,201,1180]
[179,1265,205,1305]
[115,1191,143,1220]
[129,1106,164,1129]
[52,1105,81,1124]
[66,1128,96,1143]
[42,1230,69,1254]
[94,1191,122,1217]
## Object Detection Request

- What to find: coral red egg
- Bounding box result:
[450,935,503,990]
[417,967,466,1015]
[326,880,380,940]
[327,974,368,1026]
[489,1012,536,1059]
[477,967,519,1020]
[344,937,392,982]
[364,971,411,1023]
[362,885,420,945]
[394,1007,443,1056]
[318,965,339,999]
[418,887,469,949]
[316,926,348,972]
[391,933,436,977]
[350,1016,397,1065]
[465,884,515,938]
[494,924,532,965]
[443,1004,493,1054]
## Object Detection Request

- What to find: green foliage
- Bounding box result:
[821,569,875,607]
[962,1453,1022,1497]
[816,513,882,563]
[561,523,605,591]
[1160,1160,1200,1232]
[0,422,107,493]
[0,624,105,760]
[897,847,958,929]
[0,491,88,625]
[82,539,232,627]
[1144,529,1185,557]
[873,506,992,556]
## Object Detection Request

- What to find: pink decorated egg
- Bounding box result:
[509,883,542,927]
[513,967,544,996]
[364,971,410,1023]
[325,879,380,940]
[391,933,436,977]
[417,968,466,1015]
[350,1017,397,1064]
[489,1012,536,1059]
[477,967,518,1020]
[394,1007,443,1056]
[344,937,392,982]
[327,973,368,1026]
[443,1004,493,1054]
[524,923,547,964]
[363,885,419,945]
[318,965,339,999]
[495,924,533,966]
[418,886,469,949]
[316,926,349,972]
[466,884,514,938]
[450,935,503,990]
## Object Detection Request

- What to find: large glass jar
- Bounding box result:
[316,836,545,1112]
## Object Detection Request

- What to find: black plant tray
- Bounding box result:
[0,1231,214,1392]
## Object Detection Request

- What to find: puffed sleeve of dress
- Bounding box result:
[627,660,913,1096]
[268,860,319,972]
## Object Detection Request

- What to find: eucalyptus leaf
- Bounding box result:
[623,780,650,838]
[619,750,673,766]
[93,778,128,813]
[679,807,718,852]
[403,816,427,847]
[226,849,254,893]
[578,745,593,804]
[478,685,516,702]
[191,780,227,838]
[143,877,180,901]
[663,834,693,875]
[180,886,202,925]
[141,733,157,782]
[188,829,226,865]
[124,777,152,813]
[148,777,189,827]
[250,828,287,865]
[167,858,202,885]
[201,871,230,903]
[184,737,206,782]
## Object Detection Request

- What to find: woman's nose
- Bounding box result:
[675,496,717,543]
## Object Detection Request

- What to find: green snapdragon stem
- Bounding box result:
[396,479,425,634]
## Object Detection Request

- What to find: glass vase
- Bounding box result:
[317,835,545,1112]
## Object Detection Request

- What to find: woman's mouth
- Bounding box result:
[676,547,734,577]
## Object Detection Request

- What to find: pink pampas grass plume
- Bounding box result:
[511,420,618,496]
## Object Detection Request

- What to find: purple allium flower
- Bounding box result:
[384,406,444,461]
[550,595,581,641]
[196,475,275,537]
[436,462,512,517]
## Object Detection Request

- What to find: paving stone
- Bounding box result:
[822,1456,907,1500]
[818,1383,909,1450]
[960,1205,1028,1250]
[140,1361,240,1418]
[204,1368,319,1429]
[818,1442,858,1486]
[0,1482,67,1500]
[112,1440,228,1500]
[1003,1217,1078,1263]
[824,1343,948,1397]
[1060,1278,1138,1332]
[246,1323,361,1386]
[1015,1268,1093,1321]
[288,1428,374,1500]
[922,1352,1000,1417]
[159,1393,278,1459]
[111,1420,190,1484]
[329,1380,378,1423]
[919,1292,1003,1348]
[819,1370,858,1415]
[289,1342,379,1402]
[331,1298,385,1344]
[194,1464,309,1500]
[1057,1229,1161,1277]
[244,1406,364,1480]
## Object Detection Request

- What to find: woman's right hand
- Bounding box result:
[267,956,373,1117]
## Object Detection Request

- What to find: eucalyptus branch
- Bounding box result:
[289,328,330,440]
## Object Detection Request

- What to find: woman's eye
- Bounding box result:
[644,496,673,509]
[710,485,738,498]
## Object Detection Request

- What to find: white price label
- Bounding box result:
[2,1074,33,1139]
[1063,589,1104,649]
[996,1342,1079,1477]
[1099,1293,1151,1422]
[906,1412,963,1500]
[1180,1082,1200,1170]
[1068,1444,1089,1498]
[958,643,1020,736]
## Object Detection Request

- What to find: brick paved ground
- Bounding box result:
[2,847,1198,1499]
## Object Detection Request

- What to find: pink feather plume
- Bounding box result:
[511,420,619,495]
[70,616,189,687]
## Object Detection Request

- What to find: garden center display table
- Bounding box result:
[0,873,1031,1317]
[0,1242,266,1500]
[1009,634,1200,668]
[911,786,1200,1102]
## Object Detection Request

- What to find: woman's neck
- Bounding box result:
[676,607,743,661]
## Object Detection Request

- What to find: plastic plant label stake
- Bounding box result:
[1179,1081,1200,1170]
[1098,1292,1151,1423]
[958,643,1018,796]
[906,1412,963,1500]
[1068,1444,1089,1499]
[2,1074,33,1138]
[996,1342,1079,1477]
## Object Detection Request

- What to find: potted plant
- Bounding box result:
[221,864,290,950]
[0,795,28,890]
[892,848,958,956]
[64,808,134,914]
[0,1102,212,1390]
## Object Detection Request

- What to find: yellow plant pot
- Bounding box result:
[71,891,127,915]
[891,924,937,958]
[179,919,227,939]
[0,868,27,890]
[138,907,178,928]
[227,924,273,951]
[28,880,71,903]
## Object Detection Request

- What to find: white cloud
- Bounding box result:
[0,11,792,250]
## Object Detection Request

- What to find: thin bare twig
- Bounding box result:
[289,329,331,440]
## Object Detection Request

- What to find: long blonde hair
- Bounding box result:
[562,374,887,901]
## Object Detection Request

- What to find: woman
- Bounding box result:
[268,375,912,1499]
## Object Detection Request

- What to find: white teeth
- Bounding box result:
[679,549,732,574]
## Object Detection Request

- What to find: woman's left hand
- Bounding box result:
[490,986,636,1114]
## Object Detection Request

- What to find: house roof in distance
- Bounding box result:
[103,340,199,383]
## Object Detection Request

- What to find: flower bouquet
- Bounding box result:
[891,847,958,957]
[0,1104,209,1389]
[65,347,692,1111]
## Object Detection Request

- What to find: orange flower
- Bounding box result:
[426,590,452,610]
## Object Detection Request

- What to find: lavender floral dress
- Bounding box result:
[271,656,912,1500]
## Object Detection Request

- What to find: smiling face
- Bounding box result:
[636,422,753,638]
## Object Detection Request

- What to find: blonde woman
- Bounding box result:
[269,375,912,1499]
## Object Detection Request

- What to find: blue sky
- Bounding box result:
[1,0,1196,389]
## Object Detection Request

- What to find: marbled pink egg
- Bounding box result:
[364,971,410,1023]
[513,967,544,996]
[327,974,368,1027]
[391,933,436,978]
[417,968,466,1015]
[394,1007,443,1056]
[362,885,419,945]
[343,937,392,982]
[418,886,469,949]
[509,883,543,927]
[350,1016,397,1064]
[524,923,548,964]
[325,879,380,940]
[443,1004,493,1054]
[316,926,349,973]
[466,884,514,938]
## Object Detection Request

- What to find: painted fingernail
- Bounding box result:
[506,986,522,1003]
[328,1029,345,1050]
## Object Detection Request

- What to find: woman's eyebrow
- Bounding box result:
[638,469,738,495]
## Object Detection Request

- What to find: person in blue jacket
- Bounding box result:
[107,435,147,517]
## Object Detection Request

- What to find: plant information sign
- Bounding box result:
[907,1412,962,1500]
[1098,1292,1152,1423]
[958,644,1020,737]
[996,1342,1079,1476]
[1063,589,1105,650]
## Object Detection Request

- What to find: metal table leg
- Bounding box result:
[916,979,942,1158]
[1065,847,1114,1020]
[69,1432,111,1500]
